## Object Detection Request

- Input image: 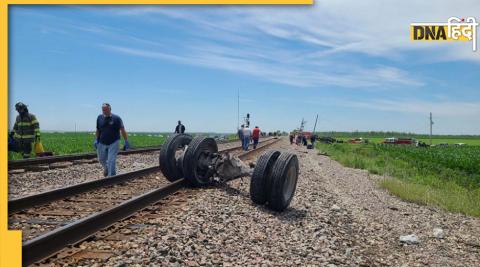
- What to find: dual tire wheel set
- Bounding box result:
[159,134,299,212]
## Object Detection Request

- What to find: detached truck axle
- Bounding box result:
[159,134,299,212]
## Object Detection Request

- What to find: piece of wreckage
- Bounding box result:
[159,134,299,211]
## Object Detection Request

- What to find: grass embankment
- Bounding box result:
[334,137,480,146]
[8,132,166,160]
[317,143,480,217]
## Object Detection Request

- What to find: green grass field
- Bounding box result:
[334,137,480,146]
[316,131,480,145]
[317,142,480,217]
[8,132,166,160]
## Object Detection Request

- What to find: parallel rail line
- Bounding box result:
[8,146,161,169]
[9,138,275,213]
[8,137,248,170]
[14,138,280,266]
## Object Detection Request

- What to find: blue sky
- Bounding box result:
[8,2,480,134]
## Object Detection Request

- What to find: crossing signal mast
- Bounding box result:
[236,89,250,129]
[244,113,251,128]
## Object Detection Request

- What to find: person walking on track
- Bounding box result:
[310,134,317,146]
[175,120,185,134]
[252,126,261,149]
[94,103,129,177]
[238,124,244,147]
[9,102,40,158]
[242,125,252,151]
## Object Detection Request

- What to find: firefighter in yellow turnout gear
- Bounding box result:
[9,102,41,158]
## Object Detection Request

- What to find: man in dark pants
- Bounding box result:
[310,134,317,146]
[94,103,129,177]
[238,124,244,147]
[252,126,261,149]
[175,121,185,134]
[9,102,40,158]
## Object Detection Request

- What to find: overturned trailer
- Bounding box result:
[159,134,300,212]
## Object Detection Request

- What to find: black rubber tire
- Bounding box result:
[159,134,192,182]
[183,136,218,187]
[250,150,281,205]
[268,152,299,212]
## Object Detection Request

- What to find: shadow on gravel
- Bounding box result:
[214,180,308,222]
[264,206,308,222]
[216,180,250,198]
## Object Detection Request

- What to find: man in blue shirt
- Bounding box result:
[94,103,129,177]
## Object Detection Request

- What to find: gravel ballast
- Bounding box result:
[44,137,480,266]
[8,141,244,199]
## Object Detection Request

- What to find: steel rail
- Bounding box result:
[8,137,269,170]
[8,146,162,169]
[8,137,248,169]
[21,138,280,266]
[8,166,160,214]
[9,138,276,213]
[22,179,185,266]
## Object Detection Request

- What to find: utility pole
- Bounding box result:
[300,118,306,133]
[429,112,434,145]
[312,114,319,134]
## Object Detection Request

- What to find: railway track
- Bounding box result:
[8,146,161,170]
[8,137,249,171]
[10,138,280,266]
[9,138,271,200]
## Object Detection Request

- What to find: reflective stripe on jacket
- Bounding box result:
[13,113,40,142]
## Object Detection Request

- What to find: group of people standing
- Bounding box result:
[289,132,317,147]
[237,125,261,151]
[10,102,270,178]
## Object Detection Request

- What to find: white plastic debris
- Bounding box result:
[433,228,444,239]
[399,234,419,244]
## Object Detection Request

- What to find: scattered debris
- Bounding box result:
[433,228,444,239]
[215,153,252,181]
[400,234,419,244]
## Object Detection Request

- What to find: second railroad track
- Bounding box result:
[9,137,281,266]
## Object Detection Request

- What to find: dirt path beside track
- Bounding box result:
[296,141,480,266]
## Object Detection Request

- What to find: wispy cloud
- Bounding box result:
[107,2,480,62]
[102,42,422,88]
[31,5,433,89]
[345,99,480,117]
[92,2,478,88]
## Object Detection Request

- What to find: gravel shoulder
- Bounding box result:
[45,138,480,266]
